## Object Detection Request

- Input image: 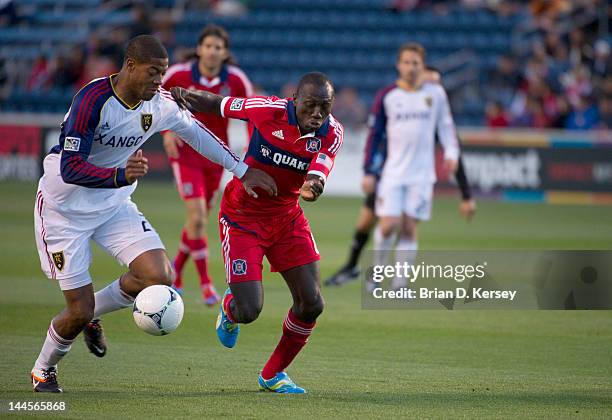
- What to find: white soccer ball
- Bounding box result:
[133,285,184,336]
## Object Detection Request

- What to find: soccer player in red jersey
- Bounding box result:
[171,72,343,393]
[162,24,253,305]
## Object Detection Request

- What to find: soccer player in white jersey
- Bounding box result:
[362,43,459,290]
[31,35,276,393]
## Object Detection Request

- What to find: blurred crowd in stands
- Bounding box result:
[484,0,611,129]
[0,0,610,130]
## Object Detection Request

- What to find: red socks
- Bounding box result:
[172,229,212,291]
[189,236,211,288]
[222,290,236,323]
[261,309,315,380]
[172,229,190,289]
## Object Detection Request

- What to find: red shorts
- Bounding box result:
[170,160,223,208]
[218,209,320,283]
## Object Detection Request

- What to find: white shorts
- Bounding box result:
[34,191,165,290]
[375,182,434,220]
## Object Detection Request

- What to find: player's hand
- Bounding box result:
[444,159,458,174]
[361,175,377,194]
[162,132,183,159]
[300,176,324,202]
[125,149,148,184]
[240,167,277,198]
[459,199,477,222]
[170,87,190,110]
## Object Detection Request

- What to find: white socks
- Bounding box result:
[392,237,418,289]
[373,225,397,267]
[94,278,134,319]
[33,322,75,371]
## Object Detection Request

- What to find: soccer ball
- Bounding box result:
[133,285,184,336]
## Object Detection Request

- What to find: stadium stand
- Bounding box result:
[0,0,608,127]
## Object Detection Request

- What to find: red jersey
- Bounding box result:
[162,61,253,165]
[220,96,344,217]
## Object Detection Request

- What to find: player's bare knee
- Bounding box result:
[187,217,206,237]
[131,261,174,288]
[297,294,324,322]
[380,224,397,238]
[236,301,262,324]
[150,262,174,287]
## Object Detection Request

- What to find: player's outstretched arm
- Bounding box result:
[171,87,223,116]
[159,88,277,198]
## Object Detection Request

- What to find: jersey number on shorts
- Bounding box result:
[141,221,152,232]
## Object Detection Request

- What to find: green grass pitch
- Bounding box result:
[1,180,611,418]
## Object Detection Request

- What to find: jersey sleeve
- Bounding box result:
[363,87,389,175]
[157,89,248,178]
[454,153,472,200]
[307,116,344,184]
[435,87,460,161]
[220,96,285,125]
[228,70,256,141]
[59,80,129,188]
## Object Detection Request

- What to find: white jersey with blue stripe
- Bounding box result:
[363,82,459,186]
[40,76,246,213]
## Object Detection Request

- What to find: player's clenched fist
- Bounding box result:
[300,175,324,202]
[125,150,149,184]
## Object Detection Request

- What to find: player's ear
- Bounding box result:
[125,57,136,73]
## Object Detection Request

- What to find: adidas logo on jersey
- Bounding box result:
[272,130,284,140]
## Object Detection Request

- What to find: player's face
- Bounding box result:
[128,57,168,101]
[197,36,228,72]
[294,83,334,133]
[397,50,424,85]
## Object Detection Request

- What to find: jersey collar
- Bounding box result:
[109,74,142,110]
[286,99,330,138]
[191,61,228,88]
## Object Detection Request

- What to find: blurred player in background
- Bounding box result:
[360,43,461,290]
[171,71,343,393]
[162,24,253,305]
[30,35,275,393]
[325,66,476,286]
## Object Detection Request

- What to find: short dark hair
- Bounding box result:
[397,42,426,61]
[124,35,168,64]
[296,72,334,96]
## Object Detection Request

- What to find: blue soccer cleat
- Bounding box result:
[215,288,239,348]
[258,372,306,394]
